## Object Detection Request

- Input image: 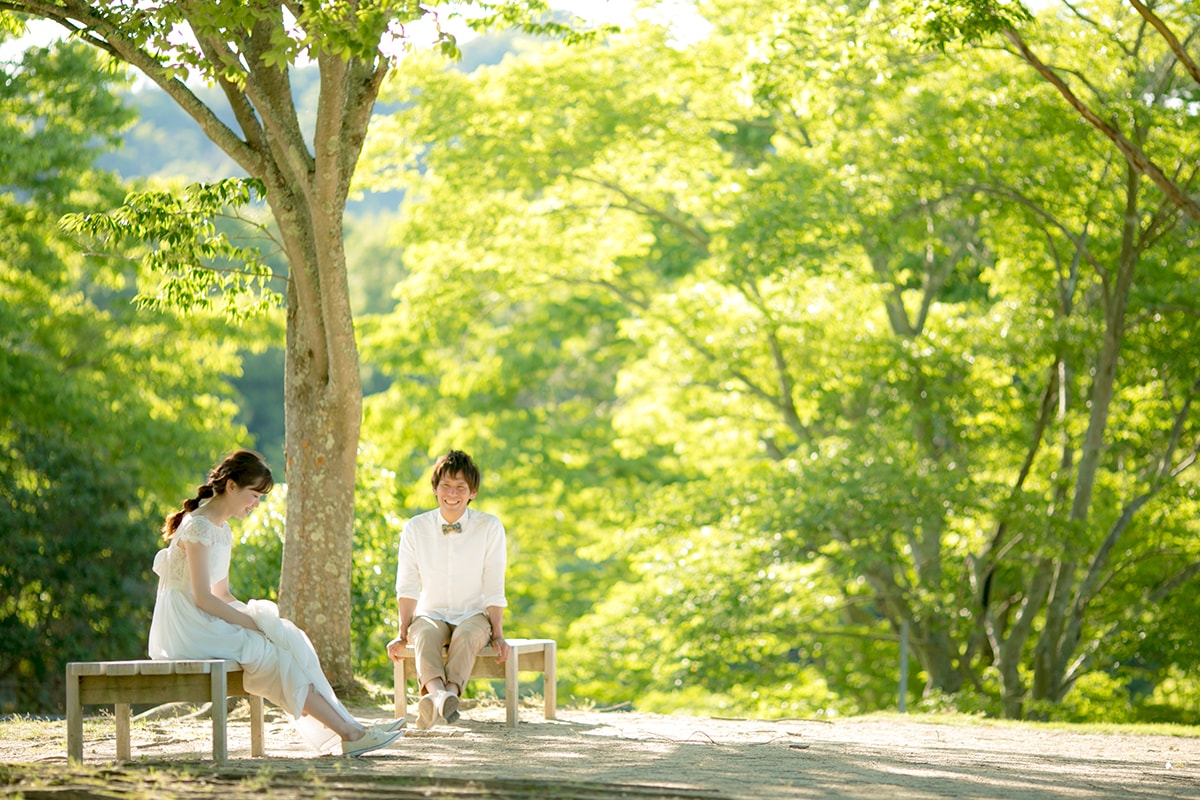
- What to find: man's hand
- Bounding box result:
[492,635,511,663]
[386,631,408,663]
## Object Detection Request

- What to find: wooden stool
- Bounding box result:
[66,659,265,764]
[393,638,556,728]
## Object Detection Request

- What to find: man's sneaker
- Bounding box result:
[416,693,437,730]
[342,726,404,757]
[438,692,461,725]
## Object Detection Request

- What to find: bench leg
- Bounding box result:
[393,658,409,720]
[66,670,83,763]
[249,695,265,757]
[211,665,228,765]
[115,703,132,760]
[544,641,557,720]
[505,652,519,728]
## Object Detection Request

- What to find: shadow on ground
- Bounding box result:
[3,705,1199,800]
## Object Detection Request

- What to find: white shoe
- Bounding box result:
[373,717,407,734]
[416,693,437,730]
[437,691,460,725]
[342,725,404,757]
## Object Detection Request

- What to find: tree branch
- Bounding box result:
[1128,0,1200,88]
[1065,373,1200,650]
[565,172,712,251]
[1001,27,1200,224]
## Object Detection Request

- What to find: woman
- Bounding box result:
[148,449,402,757]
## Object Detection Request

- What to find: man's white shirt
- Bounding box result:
[395,506,507,625]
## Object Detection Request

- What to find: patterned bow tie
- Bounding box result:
[442,521,462,535]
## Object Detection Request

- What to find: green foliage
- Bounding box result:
[1139,666,1200,726]
[0,13,23,36]
[1025,672,1137,725]
[897,0,1034,46]
[0,433,159,712]
[346,445,410,686]
[0,42,253,714]
[566,525,856,717]
[59,178,283,321]
[0,41,134,195]
[227,489,286,606]
[459,2,619,47]
[355,0,1200,724]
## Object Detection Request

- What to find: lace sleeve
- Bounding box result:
[173,515,219,547]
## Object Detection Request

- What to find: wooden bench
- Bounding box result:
[393,638,556,728]
[66,659,265,764]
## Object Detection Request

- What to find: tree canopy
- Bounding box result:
[353,0,1200,718]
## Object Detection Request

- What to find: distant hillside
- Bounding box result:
[98,28,533,216]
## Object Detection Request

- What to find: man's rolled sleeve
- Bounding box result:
[395,523,422,600]
[481,523,508,609]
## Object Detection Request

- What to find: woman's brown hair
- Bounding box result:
[162,449,274,539]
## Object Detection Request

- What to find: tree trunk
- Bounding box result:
[1032,163,1142,703]
[263,52,381,686]
[280,281,361,685]
[858,563,963,696]
[253,172,363,685]
[990,557,1054,719]
[912,624,963,696]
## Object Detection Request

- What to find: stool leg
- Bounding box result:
[115,703,132,760]
[394,658,408,720]
[211,665,228,765]
[66,669,83,763]
[249,695,265,757]
[505,649,519,728]
[544,642,557,720]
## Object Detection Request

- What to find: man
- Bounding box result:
[386,449,510,729]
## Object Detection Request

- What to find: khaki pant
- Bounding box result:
[409,614,492,694]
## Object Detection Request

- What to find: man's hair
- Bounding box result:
[430,449,481,494]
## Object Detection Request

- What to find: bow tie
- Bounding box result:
[441,521,462,535]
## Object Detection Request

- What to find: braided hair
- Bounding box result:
[162,449,274,539]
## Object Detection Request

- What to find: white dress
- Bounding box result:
[148,513,354,753]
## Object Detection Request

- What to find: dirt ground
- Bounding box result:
[3,697,1199,799]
